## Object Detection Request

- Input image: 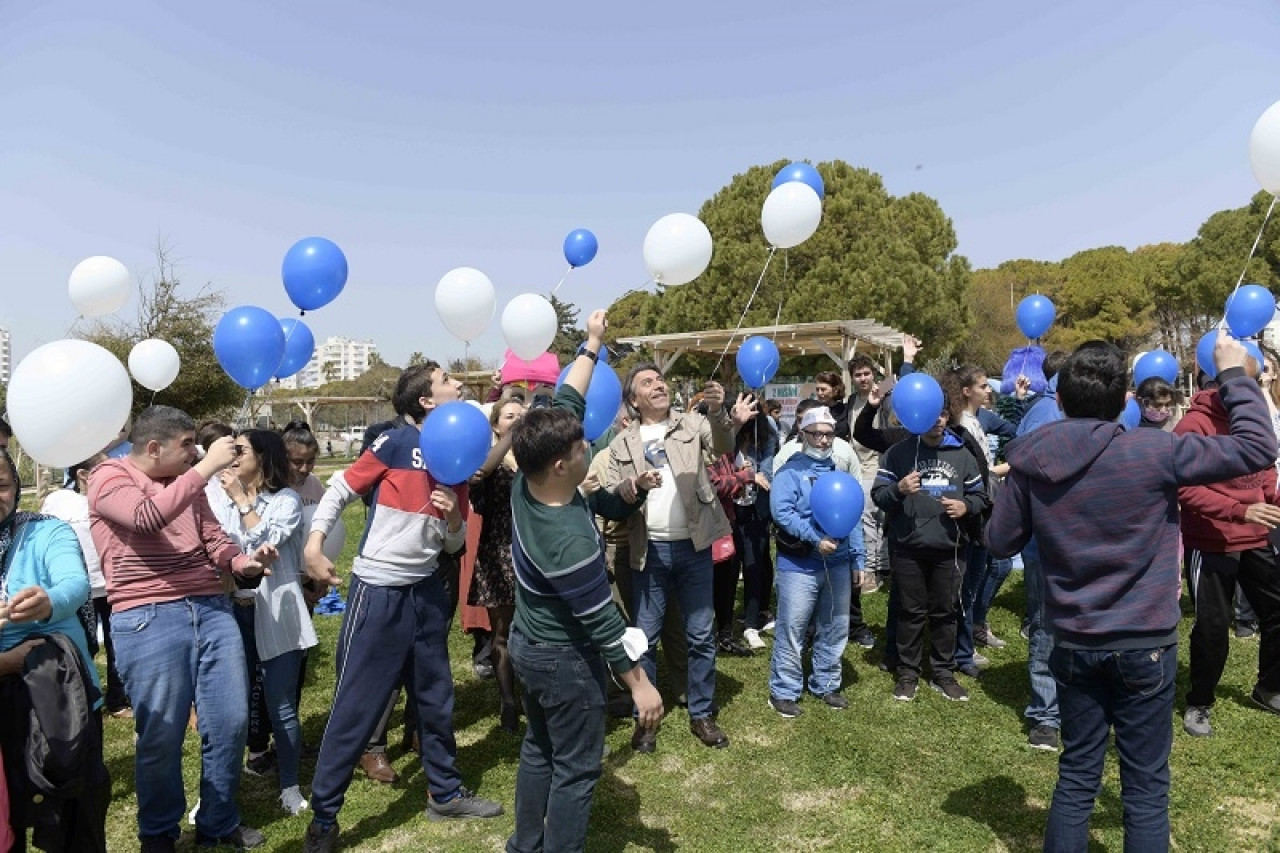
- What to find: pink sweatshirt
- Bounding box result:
[88,456,253,612]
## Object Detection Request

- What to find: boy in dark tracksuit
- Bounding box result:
[872,402,990,703]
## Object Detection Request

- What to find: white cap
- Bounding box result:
[799,406,836,431]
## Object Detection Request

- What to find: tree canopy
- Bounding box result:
[639,160,971,375]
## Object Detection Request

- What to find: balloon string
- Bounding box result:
[1218,193,1278,331]
[235,390,253,430]
[771,252,788,343]
[710,246,777,379]
[149,390,157,406]
[551,266,572,296]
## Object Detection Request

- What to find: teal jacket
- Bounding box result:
[1,516,100,697]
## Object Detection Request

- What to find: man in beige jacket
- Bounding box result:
[606,364,755,753]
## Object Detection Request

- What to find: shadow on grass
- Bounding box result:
[974,660,1033,724]
[943,774,1045,851]
[587,749,678,852]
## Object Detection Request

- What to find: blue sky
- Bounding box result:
[2,1,1278,368]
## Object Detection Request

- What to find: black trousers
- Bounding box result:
[1185,546,1280,707]
[892,547,964,681]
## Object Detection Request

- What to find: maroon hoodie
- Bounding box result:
[1174,387,1279,551]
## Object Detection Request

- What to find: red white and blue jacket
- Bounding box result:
[309,424,467,586]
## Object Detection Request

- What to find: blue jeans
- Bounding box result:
[1045,644,1175,853]
[635,539,717,718]
[111,595,248,841]
[506,629,607,853]
[956,545,1015,666]
[769,561,852,700]
[1023,539,1059,728]
[262,650,305,788]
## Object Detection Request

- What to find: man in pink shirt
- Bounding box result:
[89,406,276,853]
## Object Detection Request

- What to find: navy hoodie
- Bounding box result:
[986,368,1276,650]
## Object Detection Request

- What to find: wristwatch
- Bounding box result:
[237,502,255,516]
[576,343,599,363]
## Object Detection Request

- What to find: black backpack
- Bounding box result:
[22,633,101,797]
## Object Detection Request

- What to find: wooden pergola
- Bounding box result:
[616,319,908,390]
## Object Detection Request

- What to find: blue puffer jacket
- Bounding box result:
[770,452,865,571]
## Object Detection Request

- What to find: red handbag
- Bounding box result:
[712,534,736,563]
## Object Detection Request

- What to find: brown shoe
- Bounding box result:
[690,717,729,749]
[358,751,398,784]
[630,722,657,754]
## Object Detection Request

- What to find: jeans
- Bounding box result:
[735,505,774,629]
[506,628,607,853]
[1185,547,1280,707]
[860,473,887,575]
[261,650,305,788]
[955,545,1015,666]
[1023,539,1059,728]
[232,603,270,754]
[769,561,852,700]
[92,595,129,712]
[111,595,248,841]
[635,539,718,718]
[1044,644,1175,853]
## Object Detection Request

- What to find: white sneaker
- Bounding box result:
[280,785,309,816]
[743,628,766,649]
[760,620,777,633]
[188,798,200,826]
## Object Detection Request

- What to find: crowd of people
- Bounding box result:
[0,315,1279,852]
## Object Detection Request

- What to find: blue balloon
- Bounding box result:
[1119,397,1141,431]
[214,306,286,390]
[1133,350,1178,386]
[555,362,625,442]
[283,237,348,312]
[1225,284,1276,339]
[891,373,945,435]
[1016,295,1056,339]
[810,471,864,539]
[274,318,316,380]
[563,229,599,268]
[772,162,825,198]
[419,401,492,486]
[736,336,780,388]
[1196,330,1265,377]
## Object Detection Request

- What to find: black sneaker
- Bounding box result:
[813,691,849,710]
[245,749,277,777]
[717,632,754,657]
[849,627,876,649]
[303,820,338,853]
[1236,622,1259,639]
[195,823,266,849]
[931,678,969,702]
[957,663,983,680]
[425,787,504,821]
[769,695,803,718]
[893,679,918,702]
[140,836,177,853]
[1027,724,1061,751]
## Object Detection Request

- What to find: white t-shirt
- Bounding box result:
[639,422,689,541]
[39,489,105,598]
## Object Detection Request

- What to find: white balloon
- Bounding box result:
[761,182,823,249]
[501,293,558,361]
[68,256,131,318]
[1250,101,1280,193]
[127,338,181,392]
[302,505,347,564]
[435,267,496,342]
[642,213,713,286]
[8,339,133,467]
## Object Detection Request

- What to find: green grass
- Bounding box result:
[94,501,1280,852]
